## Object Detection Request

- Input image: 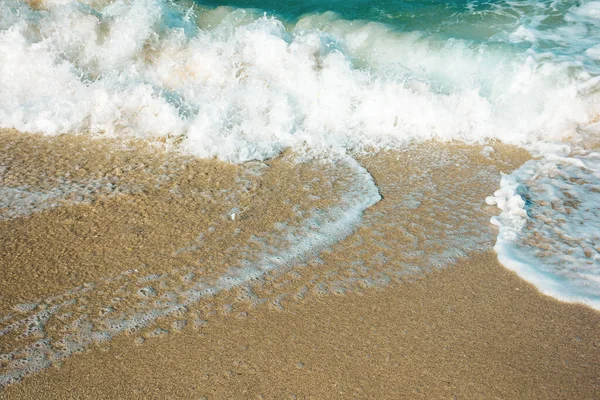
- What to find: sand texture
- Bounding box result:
[1,129,599,398]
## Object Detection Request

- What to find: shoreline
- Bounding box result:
[1,129,598,398]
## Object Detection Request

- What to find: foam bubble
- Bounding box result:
[0,179,124,220]
[488,149,600,310]
[0,154,379,386]
[1,0,597,162]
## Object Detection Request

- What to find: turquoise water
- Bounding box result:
[194,0,600,50]
[195,0,475,27]
[189,0,600,79]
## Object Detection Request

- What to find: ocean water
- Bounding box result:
[1,0,600,386]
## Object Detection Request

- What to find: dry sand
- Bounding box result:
[1,129,599,398]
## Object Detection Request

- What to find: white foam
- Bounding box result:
[0,0,597,162]
[0,154,379,387]
[0,179,123,220]
[502,0,600,75]
[488,149,600,310]
[216,155,380,287]
[570,2,600,20]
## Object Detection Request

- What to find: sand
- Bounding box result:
[1,129,599,398]
[4,252,600,399]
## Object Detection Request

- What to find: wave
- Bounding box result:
[1,0,598,162]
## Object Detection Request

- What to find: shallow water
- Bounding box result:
[0,131,527,386]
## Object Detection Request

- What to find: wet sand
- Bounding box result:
[1,129,599,398]
[4,252,600,399]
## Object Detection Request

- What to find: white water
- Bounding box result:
[1,0,597,162]
[487,146,600,310]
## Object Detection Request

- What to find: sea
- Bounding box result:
[1,0,599,386]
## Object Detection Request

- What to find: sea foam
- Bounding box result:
[487,147,600,310]
[0,0,597,162]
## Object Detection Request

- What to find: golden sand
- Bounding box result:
[5,252,599,399]
[1,129,598,398]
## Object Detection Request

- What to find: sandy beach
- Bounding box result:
[4,252,600,399]
[1,129,598,398]
[3,0,600,396]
